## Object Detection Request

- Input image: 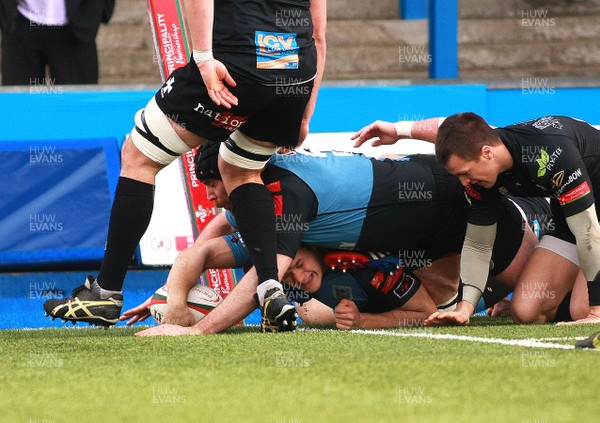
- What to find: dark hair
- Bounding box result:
[194,141,221,182]
[297,244,330,275]
[435,112,501,165]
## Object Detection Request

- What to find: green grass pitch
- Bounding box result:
[1,318,598,423]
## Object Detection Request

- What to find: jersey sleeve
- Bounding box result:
[222,233,252,268]
[224,210,237,229]
[357,268,421,312]
[547,142,594,217]
[512,117,596,217]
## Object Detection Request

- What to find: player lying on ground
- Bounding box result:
[122,147,587,335]
[122,240,439,329]
[43,0,327,331]
[353,115,597,327]
[123,227,586,334]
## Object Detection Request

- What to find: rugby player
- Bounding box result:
[352,114,598,330]
[122,144,586,335]
[43,0,327,332]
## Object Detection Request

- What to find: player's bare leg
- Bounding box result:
[44,107,205,326]
[512,247,581,324]
[415,254,460,309]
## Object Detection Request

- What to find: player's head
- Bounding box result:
[436,112,503,188]
[283,244,329,294]
[195,142,231,209]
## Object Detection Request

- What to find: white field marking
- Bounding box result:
[349,329,582,350]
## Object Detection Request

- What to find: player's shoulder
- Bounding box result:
[504,116,585,134]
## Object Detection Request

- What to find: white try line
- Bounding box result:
[349,329,582,350]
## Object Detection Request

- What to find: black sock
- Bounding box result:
[230,183,278,284]
[97,177,154,291]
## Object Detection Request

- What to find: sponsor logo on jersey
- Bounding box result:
[532,116,563,130]
[333,285,352,301]
[161,76,175,97]
[536,147,562,177]
[369,272,384,291]
[556,168,583,194]
[255,31,299,69]
[393,273,416,300]
[464,184,481,200]
[193,103,248,131]
[557,181,591,205]
[367,268,407,296]
[266,180,283,216]
[381,268,404,295]
[550,170,565,189]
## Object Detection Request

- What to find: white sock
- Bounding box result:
[90,280,122,299]
[257,279,282,307]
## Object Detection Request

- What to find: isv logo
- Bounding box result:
[255,31,299,69]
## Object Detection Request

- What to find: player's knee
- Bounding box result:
[130,97,190,165]
[511,301,550,324]
[119,137,164,180]
[569,302,589,321]
[219,131,277,171]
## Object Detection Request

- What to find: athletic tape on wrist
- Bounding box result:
[461,283,483,307]
[193,49,213,64]
[394,121,413,138]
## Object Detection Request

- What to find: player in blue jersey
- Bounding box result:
[43,0,327,332]
[123,143,587,335]
[353,114,599,336]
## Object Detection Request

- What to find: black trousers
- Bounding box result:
[1,12,98,85]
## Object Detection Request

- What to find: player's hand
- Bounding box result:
[197,59,238,108]
[135,324,199,337]
[487,297,512,318]
[120,296,152,325]
[556,306,600,325]
[425,301,474,326]
[425,311,470,326]
[161,304,197,327]
[351,120,401,148]
[334,299,363,329]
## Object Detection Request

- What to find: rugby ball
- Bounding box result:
[149,284,223,324]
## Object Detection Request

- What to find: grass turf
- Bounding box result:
[1,318,598,423]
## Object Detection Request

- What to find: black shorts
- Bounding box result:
[491,196,552,275]
[154,59,314,147]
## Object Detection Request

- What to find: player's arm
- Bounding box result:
[296,298,336,326]
[334,283,437,329]
[299,0,327,143]
[135,253,294,336]
[543,141,600,324]
[121,235,238,326]
[183,0,237,107]
[163,235,239,325]
[196,212,236,243]
[351,118,445,148]
[194,254,293,333]
[565,205,600,323]
[425,222,497,326]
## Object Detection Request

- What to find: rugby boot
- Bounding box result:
[575,331,600,349]
[260,287,297,333]
[43,276,122,327]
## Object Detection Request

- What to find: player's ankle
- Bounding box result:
[257,279,282,307]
